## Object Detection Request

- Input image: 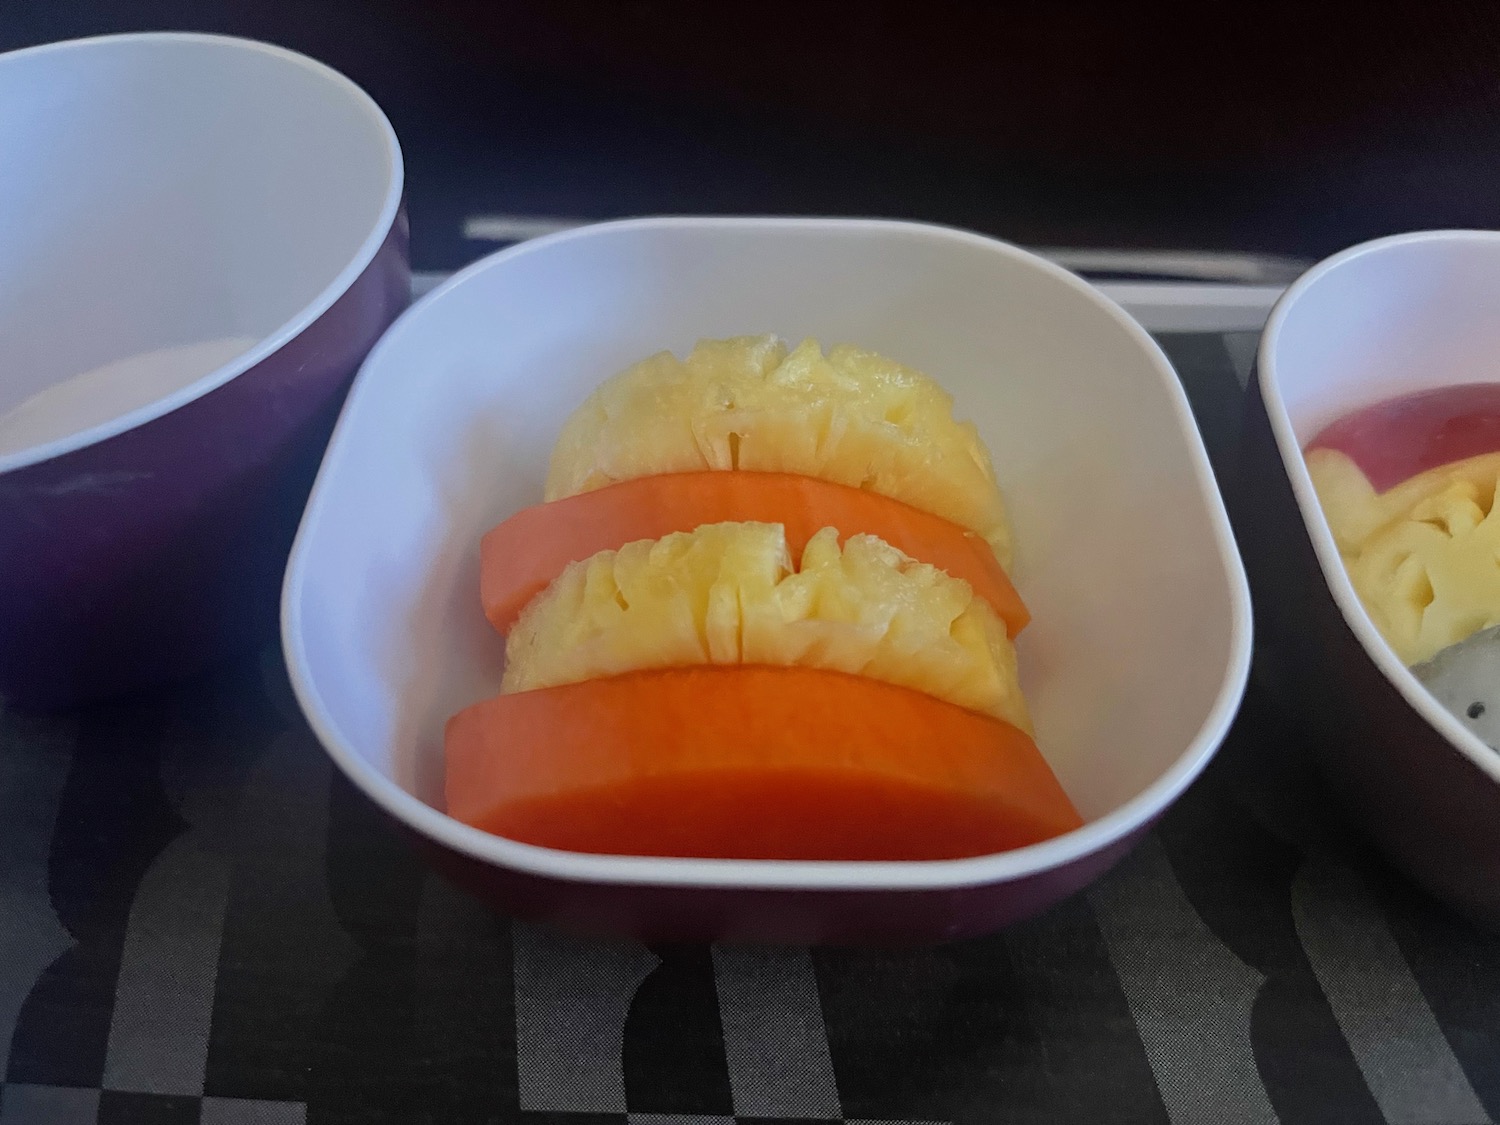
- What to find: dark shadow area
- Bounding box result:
[8,1,1500,269]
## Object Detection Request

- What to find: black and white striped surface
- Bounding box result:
[3,330,1499,1125]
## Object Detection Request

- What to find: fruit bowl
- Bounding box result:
[283,217,1252,943]
[1239,229,1500,930]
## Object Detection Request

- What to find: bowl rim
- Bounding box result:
[0,31,405,476]
[1257,227,1500,786]
[283,214,1256,892]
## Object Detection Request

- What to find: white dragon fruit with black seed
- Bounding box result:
[1413,624,1500,751]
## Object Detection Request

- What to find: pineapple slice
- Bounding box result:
[545,336,1015,566]
[1309,448,1500,665]
[502,521,1031,732]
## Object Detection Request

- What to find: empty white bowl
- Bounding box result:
[283,217,1252,943]
[0,32,408,708]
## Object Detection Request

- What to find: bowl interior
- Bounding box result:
[1260,230,1500,781]
[0,34,398,464]
[1270,233,1500,443]
[286,218,1251,884]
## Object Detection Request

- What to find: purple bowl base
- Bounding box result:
[0,213,410,712]
[1236,376,1500,932]
[406,827,1145,947]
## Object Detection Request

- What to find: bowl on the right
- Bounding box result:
[1242,229,1500,929]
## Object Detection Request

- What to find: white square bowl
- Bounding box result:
[283,217,1252,943]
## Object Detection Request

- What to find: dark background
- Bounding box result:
[7,0,1500,270]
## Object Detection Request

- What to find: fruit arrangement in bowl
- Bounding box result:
[282,216,1251,943]
[448,335,1081,861]
[1305,384,1500,745]
[1243,229,1500,931]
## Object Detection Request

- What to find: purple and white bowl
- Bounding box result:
[283,217,1252,944]
[0,33,409,709]
[1241,230,1500,930]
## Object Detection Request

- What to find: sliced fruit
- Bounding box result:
[445,665,1080,860]
[1307,382,1500,492]
[501,521,1030,731]
[481,470,1028,637]
[1308,447,1500,665]
[544,335,1014,565]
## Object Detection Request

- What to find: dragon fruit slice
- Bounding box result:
[1413,624,1500,751]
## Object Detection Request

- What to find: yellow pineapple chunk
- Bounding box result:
[545,336,1014,566]
[1309,448,1500,664]
[502,521,1030,732]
